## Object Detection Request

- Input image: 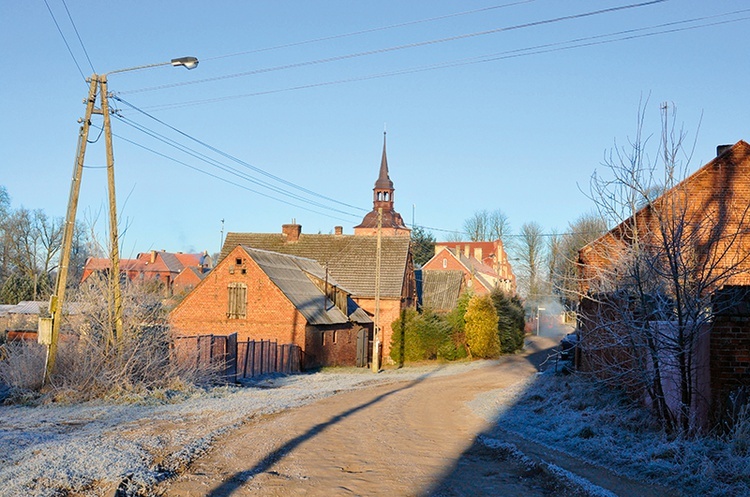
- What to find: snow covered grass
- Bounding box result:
[0,361,486,496]
[474,372,750,497]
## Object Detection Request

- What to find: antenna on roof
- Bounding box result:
[220,219,225,253]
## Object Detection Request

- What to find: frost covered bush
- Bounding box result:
[0,341,46,392]
[500,373,750,497]
[0,276,216,404]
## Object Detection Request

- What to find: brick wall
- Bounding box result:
[352,296,403,360]
[170,246,309,348]
[305,325,364,368]
[710,315,750,422]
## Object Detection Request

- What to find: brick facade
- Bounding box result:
[710,296,750,423]
[170,246,367,367]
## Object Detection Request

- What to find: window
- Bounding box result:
[227,282,247,319]
[332,330,337,344]
[442,258,447,268]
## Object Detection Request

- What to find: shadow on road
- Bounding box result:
[206,367,441,497]
[424,325,679,497]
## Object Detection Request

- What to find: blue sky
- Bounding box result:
[1,1,748,256]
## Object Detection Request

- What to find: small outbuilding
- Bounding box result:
[170,245,373,368]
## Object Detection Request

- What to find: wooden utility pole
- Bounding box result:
[43,75,124,382]
[42,77,99,384]
[100,76,123,348]
[41,57,198,384]
[372,207,383,373]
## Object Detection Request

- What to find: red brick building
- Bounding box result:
[433,240,515,293]
[218,136,416,359]
[220,227,414,360]
[170,245,372,368]
[577,140,750,426]
[82,250,212,294]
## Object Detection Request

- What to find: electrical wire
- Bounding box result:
[42,0,87,81]
[59,0,95,74]
[113,114,362,217]
[113,96,369,213]
[137,9,750,113]
[120,0,667,95]
[103,124,361,224]
[203,0,536,62]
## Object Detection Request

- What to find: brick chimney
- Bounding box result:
[474,247,483,261]
[282,223,302,242]
[334,226,343,235]
[717,144,733,157]
[150,250,157,264]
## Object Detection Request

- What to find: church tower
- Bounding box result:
[354,133,410,237]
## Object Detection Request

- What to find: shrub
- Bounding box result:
[390,308,453,363]
[492,290,526,354]
[465,294,500,358]
[0,276,216,404]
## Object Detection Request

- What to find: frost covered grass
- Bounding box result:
[0,361,485,496]
[476,372,750,497]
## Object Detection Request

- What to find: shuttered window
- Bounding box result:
[227,282,247,319]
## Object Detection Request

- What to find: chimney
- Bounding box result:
[717,144,733,157]
[282,223,302,242]
[150,250,157,264]
[464,245,470,258]
[334,226,343,235]
[474,247,483,261]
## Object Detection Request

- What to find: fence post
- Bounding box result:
[226,333,238,383]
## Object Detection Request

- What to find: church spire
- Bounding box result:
[375,131,394,190]
[353,133,410,237]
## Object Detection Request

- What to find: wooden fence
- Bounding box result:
[172,333,301,382]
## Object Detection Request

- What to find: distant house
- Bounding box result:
[420,240,515,310]
[81,250,213,294]
[170,245,373,368]
[0,301,81,342]
[432,240,516,294]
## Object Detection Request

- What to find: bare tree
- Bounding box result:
[549,213,608,311]
[579,101,750,433]
[514,221,546,306]
[463,209,510,243]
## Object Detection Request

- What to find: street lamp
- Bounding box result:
[41,56,199,384]
[536,307,546,336]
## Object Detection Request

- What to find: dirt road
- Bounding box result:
[156,336,668,497]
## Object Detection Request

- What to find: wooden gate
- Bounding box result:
[356,328,368,368]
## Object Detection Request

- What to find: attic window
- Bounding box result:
[227,282,247,319]
[442,258,447,268]
[235,258,242,265]
[241,268,247,275]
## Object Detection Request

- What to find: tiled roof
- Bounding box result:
[242,247,371,326]
[222,233,411,299]
[422,271,464,311]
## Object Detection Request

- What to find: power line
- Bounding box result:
[42,0,87,81]
[113,96,369,213]
[112,114,362,217]
[203,0,536,62]
[136,9,750,113]
[59,0,95,74]
[120,0,667,95]
[102,125,361,225]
